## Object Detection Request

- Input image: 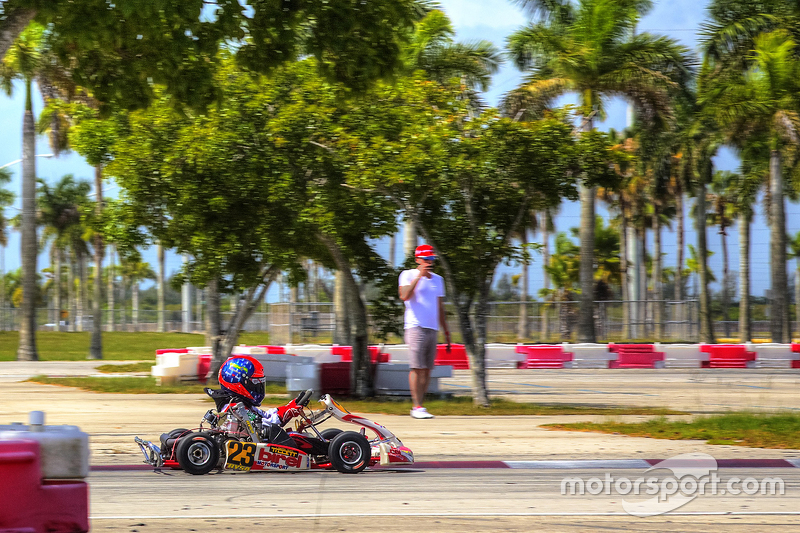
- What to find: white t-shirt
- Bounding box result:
[399,269,445,330]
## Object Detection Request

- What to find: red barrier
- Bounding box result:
[515,345,574,369]
[608,344,665,369]
[791,344,800,368]
[155,348,189,355]
[257,345,287,354]
[699,344,756,368]
[331,346,389,363]
[0,440,89,533]
[196,353,211,383]
[435,344,469,369]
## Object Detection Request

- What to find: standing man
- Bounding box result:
[399,244,450,419]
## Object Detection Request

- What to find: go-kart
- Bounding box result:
[134,389,413,475]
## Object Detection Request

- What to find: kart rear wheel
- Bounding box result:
[320,428,343,440]
[329,431,370,474]
[176,432,219,475]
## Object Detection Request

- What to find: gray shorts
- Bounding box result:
[405,327,438,369]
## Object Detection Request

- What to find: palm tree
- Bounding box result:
[704,30,800,343]
[1,22,45,360]
[118,252,155,331]
[0,169,14,328]
[788,231,800,339]
[399,9,502,257]
[706,171,736,337]
[505,0,692,341]
[37,175,88,334]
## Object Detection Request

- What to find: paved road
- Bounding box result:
[89,467,800,532]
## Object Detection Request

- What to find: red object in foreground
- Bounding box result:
[515,345,574,369]
[436,343,468,369]
[791,344,800,368]
[699,344,756,368]
[196,353,212,383]
[0,440,89,533]
[607,344,665,369]
[319,362,351,395]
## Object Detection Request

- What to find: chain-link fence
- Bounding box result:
[2,299,706,343]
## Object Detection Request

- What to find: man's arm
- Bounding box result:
[438,297,451,348]
[399,264,430,301]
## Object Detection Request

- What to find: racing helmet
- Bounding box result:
[218,355,266,406]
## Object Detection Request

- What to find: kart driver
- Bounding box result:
[210,355,301,447]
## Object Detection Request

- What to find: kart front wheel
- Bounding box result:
[176,432,219,475]
[329,431,370,474]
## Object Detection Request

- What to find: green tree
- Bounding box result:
[505,0,692,342]
[0,168,15,320]
[706,171,737,337]
[2,0,429,110]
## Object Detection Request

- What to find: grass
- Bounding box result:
[0,331,279,361]
[95,362,154,373]
[26,375,288,395]
[543,413,800,449]
[22,374,681,416]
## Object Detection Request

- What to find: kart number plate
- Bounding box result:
[226,441,257,471]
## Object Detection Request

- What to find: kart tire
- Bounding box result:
[320,428,343,440]
[176,431,220,475]
[328,431,370,474]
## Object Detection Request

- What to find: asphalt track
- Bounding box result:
[89,467,800,532]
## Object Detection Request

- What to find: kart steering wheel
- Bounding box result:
[295,389,313,407]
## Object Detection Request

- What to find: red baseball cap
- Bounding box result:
[415,244,437,259]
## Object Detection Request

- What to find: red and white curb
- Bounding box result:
[93,458,800,471]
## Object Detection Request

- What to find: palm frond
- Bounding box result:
[700,14,778,61]
[422,40,503,91]
[506,22,568,71]
[500,75,570,120]
[513,0,574,24]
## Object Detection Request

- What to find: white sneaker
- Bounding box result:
[410,407,434,419]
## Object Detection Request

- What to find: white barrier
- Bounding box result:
[657,343,709,369]
[485,344,526,368]
[374,363,453,396]
[0,411,90,479]
[746,343,800,368]
[567,343,616,368]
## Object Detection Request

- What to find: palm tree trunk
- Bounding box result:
[795,257,800,341]
[206,277,223,384]
[517,228,529,341]
[770,150,789,343]
[107,244,115,332]
[333,270,351,345]
[90,165,103,358]
[403,219,416,261]
[697,158,715,343]
[739,210,751,342]
[119,274,127,331]
[620,212,630,339]
[653,207,663,339]
[157,242,165,332]
[53,246,61,332]
[78,252,87,332]
[638,225,647,336]
[132,280,139,331]
[675,187,685,336]
[17,85,38,360]
[721,224,730,338]
[68,252,76,332]
[388,234,396,267]
[541,214,550,342]
[577,182,596,342]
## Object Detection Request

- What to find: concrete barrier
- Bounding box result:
[0,411,90,533]
[748,343,800,368]
[568,343,617,368]
[657,343,708,368]
[374,363,453,396]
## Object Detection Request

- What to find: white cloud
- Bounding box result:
[436,0,525,30]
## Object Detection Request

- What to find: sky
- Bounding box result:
[0,0,794,302]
